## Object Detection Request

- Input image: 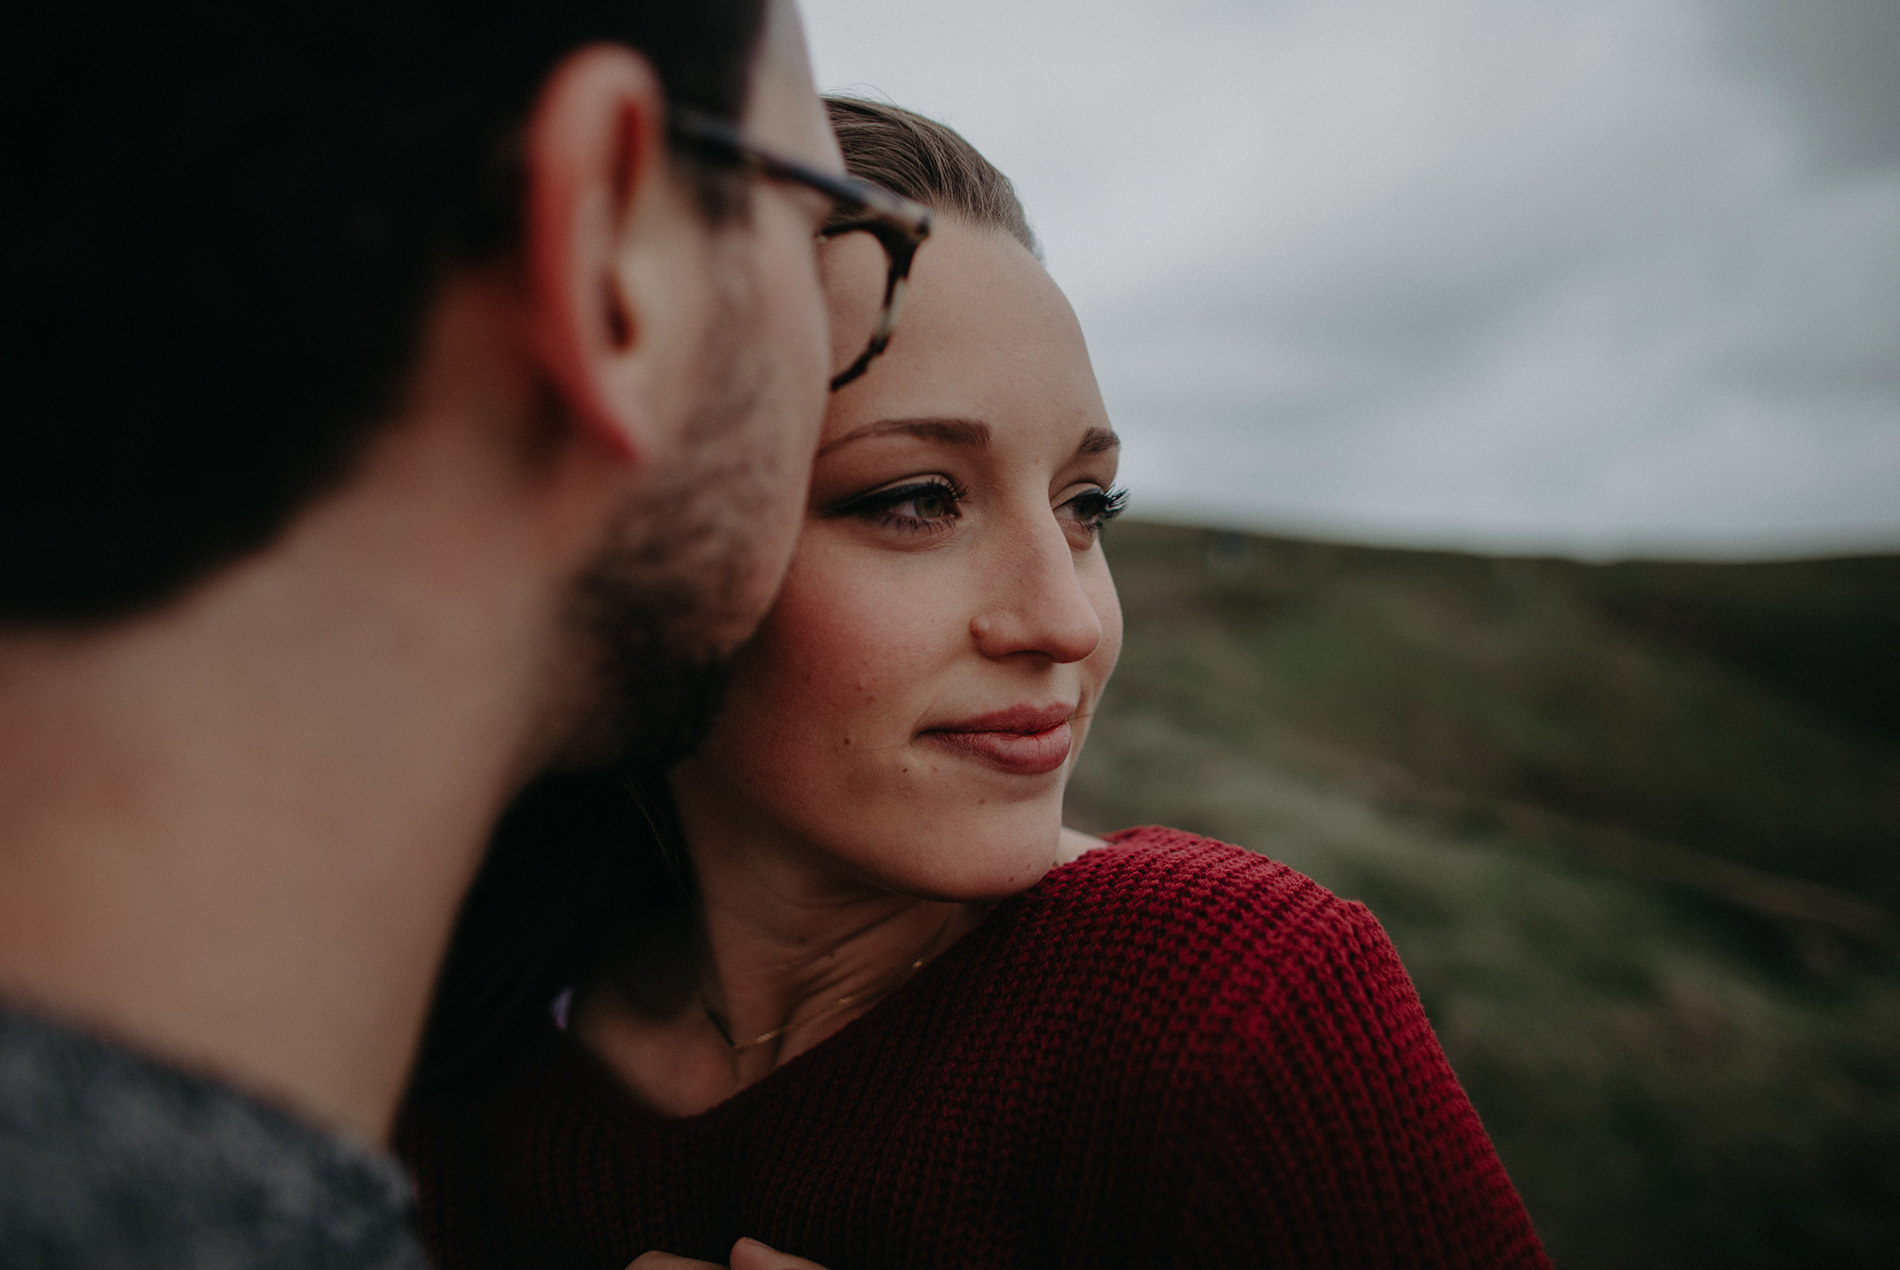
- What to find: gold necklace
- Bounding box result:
[702,915,955,1055]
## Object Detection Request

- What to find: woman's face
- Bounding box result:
[670,219,1123,900]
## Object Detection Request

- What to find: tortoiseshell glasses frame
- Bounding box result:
[668,106,932,390]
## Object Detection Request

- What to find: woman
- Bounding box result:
[401,99,1548,1269]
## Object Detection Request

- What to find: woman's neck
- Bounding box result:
[699,883,966,1055]
[571,806,984,1117]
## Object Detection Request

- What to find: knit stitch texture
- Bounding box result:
[399,828,1549,1268]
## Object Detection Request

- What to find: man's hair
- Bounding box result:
[3,1,767,626]
[824,97,1038,256]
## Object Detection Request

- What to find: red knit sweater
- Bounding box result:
[399,828,1548,1268]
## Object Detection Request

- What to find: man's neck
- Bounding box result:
[0,375,582,1144]
[0,568,542,1145]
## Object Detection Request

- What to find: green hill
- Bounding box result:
[1067,520,1900,1268]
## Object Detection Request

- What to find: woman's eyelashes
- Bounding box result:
[826,479,1127,542]
[1060,485,1129,537]
[828,478,967,533]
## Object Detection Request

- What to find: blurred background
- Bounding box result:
[802,1,1900,1264]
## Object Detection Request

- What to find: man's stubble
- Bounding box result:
[566,244,796,772]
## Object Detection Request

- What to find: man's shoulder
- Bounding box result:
[0,1005,429,1269]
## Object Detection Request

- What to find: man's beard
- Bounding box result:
[566,262,776,771]
[571,571,736,771]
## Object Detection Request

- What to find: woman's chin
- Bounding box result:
[852,816,1069,903]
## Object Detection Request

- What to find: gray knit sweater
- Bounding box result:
[0,1006,428,1269]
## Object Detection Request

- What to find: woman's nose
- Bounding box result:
[968,517,1103,664]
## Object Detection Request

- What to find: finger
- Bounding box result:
[729,1237,832,1270]
[625,1254,726,1269]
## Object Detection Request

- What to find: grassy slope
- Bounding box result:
[1066,520,1900,1268]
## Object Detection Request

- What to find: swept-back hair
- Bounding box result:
[825,97,1039,256]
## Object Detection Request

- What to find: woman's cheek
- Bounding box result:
[747,610,898,788]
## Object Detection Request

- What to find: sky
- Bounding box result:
[799,0,1900,560]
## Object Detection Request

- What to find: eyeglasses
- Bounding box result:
[669,106,932,391]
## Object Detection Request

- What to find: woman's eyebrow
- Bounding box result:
[1076,426,1120,457]
[817,417,992,457]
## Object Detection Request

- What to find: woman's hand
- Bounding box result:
[627,1237,830,1269]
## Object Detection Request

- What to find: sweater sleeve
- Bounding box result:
[1170,895,1550,1268]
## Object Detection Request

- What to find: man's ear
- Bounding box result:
[522,44,697,464]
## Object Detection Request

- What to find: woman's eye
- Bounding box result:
[1060,485,1129,535]
[905,485,958,520]
[829,479,966,531]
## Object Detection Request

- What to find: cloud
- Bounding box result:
[1710,0,1900,171]
[801,0,1900,558]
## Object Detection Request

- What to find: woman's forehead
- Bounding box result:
[820,221,1111,451]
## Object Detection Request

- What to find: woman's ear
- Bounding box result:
[521,44,697,466]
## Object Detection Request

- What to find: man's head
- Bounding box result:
[6,0,841,763]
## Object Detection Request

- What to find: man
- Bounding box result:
[1,2,882,1264]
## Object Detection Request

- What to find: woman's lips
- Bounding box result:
[919,707,1075,776]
